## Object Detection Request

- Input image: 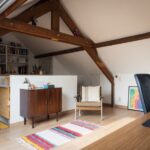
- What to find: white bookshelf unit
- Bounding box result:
[0,43,28,74]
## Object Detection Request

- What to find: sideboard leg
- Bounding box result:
[24,118,26,125]
[32,118,35,128]
[56,113,59,121]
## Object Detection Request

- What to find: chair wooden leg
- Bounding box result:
[24,118,26,125]
[32,118,35,128]
[79,110,81,116]
[100,109,103,120]
[101,102,103,121]
[75,107,77,120]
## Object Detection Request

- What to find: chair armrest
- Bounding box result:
[99,96,104,102]
[100,96,104,100]
[74,94,81,102]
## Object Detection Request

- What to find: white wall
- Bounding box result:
[10,75,77,124]
[114,74,137,106]
[2,33,25,45]
[100,73,111,104]
[52,57,71,75]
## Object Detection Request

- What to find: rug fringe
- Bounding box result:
[17,138,37,150]
[74,119,108,129]
[74,119,101,127]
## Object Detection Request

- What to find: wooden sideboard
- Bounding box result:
[20,88,62,128]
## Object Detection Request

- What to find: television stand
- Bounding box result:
[142,119,150,127]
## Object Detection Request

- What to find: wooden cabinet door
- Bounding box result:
[48,88,62,114]
[29,90,48,117]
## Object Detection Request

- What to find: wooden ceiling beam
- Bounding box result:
[84,46,114,83]
[50,0,114,86]
[15,0,50,22]
[0,0,114,104]
[0,0,27,19]
[51,10,60,32]
[35,32,150,57]
[0,0,51,36]
[34,47,83,58]
[51,0,83,37]
[0,18,93,47]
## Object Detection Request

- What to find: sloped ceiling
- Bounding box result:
[3,0,150,75]
[52,51,100,75]
[13,12,76,55]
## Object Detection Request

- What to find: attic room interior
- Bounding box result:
[1,0,150,149]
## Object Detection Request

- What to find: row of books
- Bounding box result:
[0,45,28,55]
[8,47,28,55]
[7,56,27,64]
[7,65,28,74]
[18,66,28,74]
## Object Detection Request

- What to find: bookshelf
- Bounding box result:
[0,43,28,75]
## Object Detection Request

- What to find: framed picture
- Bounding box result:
[128,86,143,111]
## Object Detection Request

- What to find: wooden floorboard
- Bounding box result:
[83,112,150,150]
[0,107,143,150]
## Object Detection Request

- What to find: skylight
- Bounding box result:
[0,0,15,14]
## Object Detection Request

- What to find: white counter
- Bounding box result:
[9,75,77,124]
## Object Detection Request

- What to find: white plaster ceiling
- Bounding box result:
[3,0,150,74]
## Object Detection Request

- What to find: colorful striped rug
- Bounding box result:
[18,120,100,150]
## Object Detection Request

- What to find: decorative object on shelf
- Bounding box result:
[42,83,55,89]
[23,78,37,90]
[39,66,43,75]
[128,86,143,111]
[48,84,55,88]
[43,84,48,89]
[32,65,44,75]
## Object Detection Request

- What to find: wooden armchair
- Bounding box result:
[74,86,103,120]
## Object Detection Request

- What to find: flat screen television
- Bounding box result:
[135,74,150,127]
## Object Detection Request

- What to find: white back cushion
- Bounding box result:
[87,86,100,102]
[81,86,100,102]
[81,86,88,101]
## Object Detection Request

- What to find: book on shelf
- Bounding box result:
[0,45,6,54]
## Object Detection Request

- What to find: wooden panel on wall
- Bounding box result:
[0,88,10,119]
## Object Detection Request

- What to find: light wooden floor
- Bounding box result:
[0,107,143,150]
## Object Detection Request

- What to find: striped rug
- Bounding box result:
[18,120,99,150]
